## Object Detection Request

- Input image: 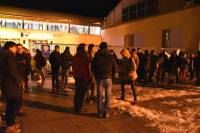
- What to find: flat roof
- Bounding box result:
[0,6,102,26]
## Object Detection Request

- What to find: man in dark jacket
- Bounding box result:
[1,41,24,133]
[61,47,72,90]
[92,42,117,118]
[49,45,61,93]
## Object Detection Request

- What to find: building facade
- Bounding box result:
[102,0,200,53]
[0,6,102,55]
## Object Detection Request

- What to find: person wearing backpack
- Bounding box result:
[34,49,46,88]
[120,49,137,105]
[92,42,117,118]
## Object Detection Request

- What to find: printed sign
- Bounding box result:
[41,44,50,57]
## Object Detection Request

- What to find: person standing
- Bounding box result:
[120,49,137,105]
[1,41,24,133]
[179,52,188,81]
[16,44,31,93]
[194,50,200,84]
[137,48,144,84]
[169,51,178,83]
[72,43,92,113]
[189,53,196,80]
[49,45,61,93]
[86,44,97,104]
[60,47,72,91]
[92,42,117,118]
[34,49,46,88]
[149,50,158,83]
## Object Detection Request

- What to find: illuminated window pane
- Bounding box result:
[70,24,89,34]
[90,26,101,35]
[32,21,40,30]
[24,20,30,29]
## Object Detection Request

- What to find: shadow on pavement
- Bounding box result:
[22,99,99,118]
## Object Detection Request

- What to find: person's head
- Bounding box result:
[4,41,18,54]
[191,53,195,58]
[99,42,108,50]
[88,44,96,54]
[137,48,142,53]
[120,49,131,59]
[55,45,60,52]
[144,50,149,55]
[65,47,70,52]
[36,49,42,55]
[16,44,24,54]
[77,43,87,53]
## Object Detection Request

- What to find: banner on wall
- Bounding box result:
[41,44,50,57]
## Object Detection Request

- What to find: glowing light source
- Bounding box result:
[0,30,20,38]
[28,33,53,40]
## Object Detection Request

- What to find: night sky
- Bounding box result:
[0,0,121,18]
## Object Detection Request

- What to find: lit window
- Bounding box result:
[48,23,68,32]
[0,18,22,29]
[90,26,101,35]
[70,24,89,34]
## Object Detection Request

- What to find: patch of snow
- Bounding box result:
[111,87,200,133]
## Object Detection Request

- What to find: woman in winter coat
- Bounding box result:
[120,49,137,105]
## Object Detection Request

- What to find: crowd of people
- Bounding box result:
[0,40,200,133]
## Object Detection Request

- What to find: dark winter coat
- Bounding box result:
[16,53,31,78]
[61,51,72,69]
[1,50,23,98]
[150,54,158,75]
[34,54,46,69]
[0,48,6,80]
[72,52,91,81]
[179,56,188,69]
[169,54,178,73]
[144,53,151,72]
[92,49,117,79]
[49,51,61,70]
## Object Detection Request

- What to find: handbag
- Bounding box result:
[129,71,138,80]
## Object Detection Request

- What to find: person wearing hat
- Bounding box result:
[1,41,24,133]
[120,49,137,105]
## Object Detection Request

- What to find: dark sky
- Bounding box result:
[0,0,121,18]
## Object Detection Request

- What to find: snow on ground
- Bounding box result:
[111,86,200,133]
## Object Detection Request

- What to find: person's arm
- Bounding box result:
[8,54,23,85]
[112,55,118,75]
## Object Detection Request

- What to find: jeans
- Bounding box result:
[96,79,112,115]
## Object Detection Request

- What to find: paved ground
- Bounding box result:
[0,77,159,133]
[0,76,199,133]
